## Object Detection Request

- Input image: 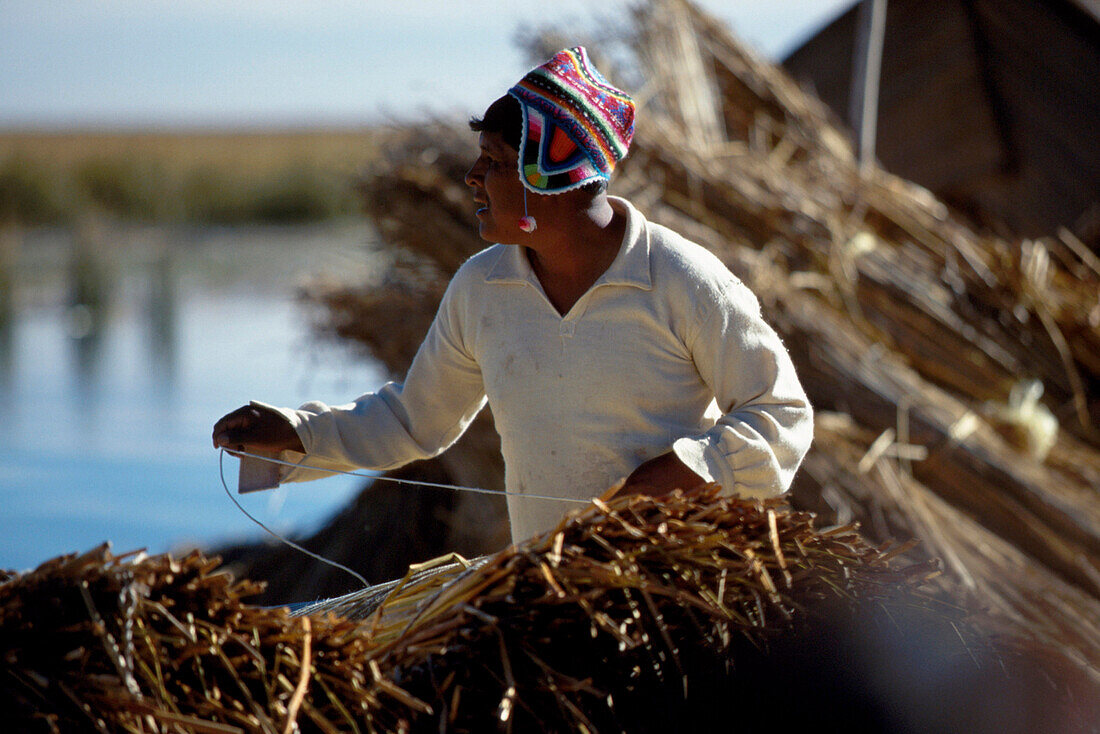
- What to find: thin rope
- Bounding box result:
[226,448,589,505]
[219,450,371,589]
[217,448,589,590]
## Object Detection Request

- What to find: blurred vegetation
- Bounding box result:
[0,155,66,224]
[0,129,384,225]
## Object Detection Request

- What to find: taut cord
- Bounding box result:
[217,449,589,589]
[224,448,590,505]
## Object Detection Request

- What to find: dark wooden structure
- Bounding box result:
[783,0,1100,243]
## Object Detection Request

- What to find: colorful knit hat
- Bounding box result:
[508,46,635,194]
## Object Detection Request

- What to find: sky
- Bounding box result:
[0,1,854,128]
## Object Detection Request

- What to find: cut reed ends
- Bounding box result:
[3,490,1092,732]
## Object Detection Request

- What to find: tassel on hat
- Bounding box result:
[519,188,537,232]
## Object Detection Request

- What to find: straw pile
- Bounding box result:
[296,0,1100,687]
[4,491,1092,732]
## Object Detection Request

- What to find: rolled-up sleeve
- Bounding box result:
[671,274,813,498]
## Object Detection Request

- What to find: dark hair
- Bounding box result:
[469,95,523,151]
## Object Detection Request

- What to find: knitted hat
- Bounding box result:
[508,46,635,194]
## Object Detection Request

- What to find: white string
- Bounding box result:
[218,450,371,589]
[226,448,589,505]
[217,448,590,590]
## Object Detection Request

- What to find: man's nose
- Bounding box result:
[464,159,484,188]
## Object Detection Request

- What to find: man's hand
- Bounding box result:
[212,404,305,454]
[618,451,706,497]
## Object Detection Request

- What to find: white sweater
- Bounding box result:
[242,198,813,542]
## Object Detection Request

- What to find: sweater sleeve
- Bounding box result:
[239,273,487,489]
[671,273,813,499]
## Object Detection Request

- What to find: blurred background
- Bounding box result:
[0,1,852,571]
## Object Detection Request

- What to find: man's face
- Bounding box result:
[464,131,527,244]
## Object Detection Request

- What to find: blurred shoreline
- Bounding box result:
[0,127,394,226]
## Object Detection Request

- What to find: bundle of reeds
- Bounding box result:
[626,0,1100,447]
[4,491,1091,732]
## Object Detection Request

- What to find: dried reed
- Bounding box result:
[4,491,1093,732]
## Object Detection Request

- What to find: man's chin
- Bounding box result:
[477,221,516,244]
[476,223,496,242]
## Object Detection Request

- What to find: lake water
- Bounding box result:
[0,221,388,572]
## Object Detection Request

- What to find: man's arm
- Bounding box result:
[670,270,813,499]
[211,272,488,486]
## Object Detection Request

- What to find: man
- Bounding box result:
[213,47,813,542]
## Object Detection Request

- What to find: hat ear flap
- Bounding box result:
[518,106,594,192]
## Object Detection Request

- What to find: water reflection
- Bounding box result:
[1,220,384,572]
[7,220,186,405]
[68,217,114,402]
[0,225,16,393]
[146,237,178,392]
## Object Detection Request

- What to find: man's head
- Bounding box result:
[465,46,634,243]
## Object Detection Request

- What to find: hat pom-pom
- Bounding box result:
[518,216,537,233]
